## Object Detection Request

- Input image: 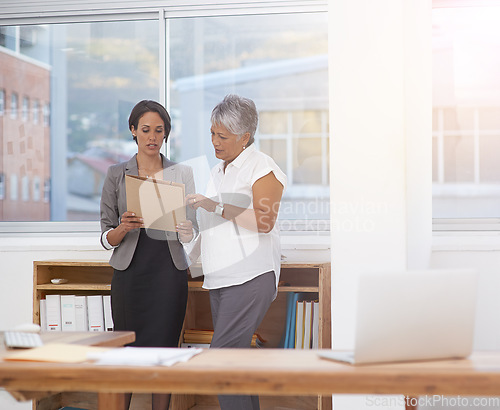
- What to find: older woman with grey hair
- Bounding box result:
[182,94,286,410]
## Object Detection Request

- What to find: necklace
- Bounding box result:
[139,167,162,178]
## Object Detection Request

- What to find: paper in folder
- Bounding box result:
[125,175,186,232]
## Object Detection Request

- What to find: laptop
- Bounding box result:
[318,269,478,365]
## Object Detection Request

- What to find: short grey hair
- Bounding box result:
[211,94,258,146]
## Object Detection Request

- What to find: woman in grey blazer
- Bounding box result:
[99,100,197,410]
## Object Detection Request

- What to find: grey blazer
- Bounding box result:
[100,154,198,271]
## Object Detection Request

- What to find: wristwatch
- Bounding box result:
[215,203,224,217]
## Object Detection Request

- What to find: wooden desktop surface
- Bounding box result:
[2,337,500,405]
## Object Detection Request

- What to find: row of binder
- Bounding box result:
[281,293,319,349]
[40,294,113,332]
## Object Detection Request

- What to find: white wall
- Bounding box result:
[0,235,110,330]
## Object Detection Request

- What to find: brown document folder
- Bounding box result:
[125,175,186,232]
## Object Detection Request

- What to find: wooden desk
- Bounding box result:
[0,331,134,407]
[1,342,500,410]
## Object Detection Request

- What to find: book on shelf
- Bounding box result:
[183,329,265,348]
[303,301,313,350]
[286,292,301,348]
[180,342,210,348]
[280,293,320,349]
[295,300,305,349]
[312,300,320,349]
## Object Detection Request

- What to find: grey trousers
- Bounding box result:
[209,271,276,410]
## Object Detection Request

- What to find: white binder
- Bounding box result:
[61,294,76,331]
[74,295,88,331]
[103,295,114,332]
[46,294,62,331]
[87,295,104,332]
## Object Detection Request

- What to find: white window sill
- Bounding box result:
[432,231,500,251]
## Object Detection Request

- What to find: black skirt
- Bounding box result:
[111,229,188,347]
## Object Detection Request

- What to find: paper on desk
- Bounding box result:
[4,343,110,363]
[87,346,203,366]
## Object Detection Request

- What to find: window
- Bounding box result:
[22,96,29,122]
[10,93,18,119]
[33,176,41,202]
[33,99,39,124]
[0,89,4,115]
[169,12,328,225]
[0,20,159,222]
[0,3,328,228]
[43,179,50,203]
[43,103,49,127]
[433,6,500,219]
[10,174,18,201]
[0,173,5,200]
[21,175,30,201]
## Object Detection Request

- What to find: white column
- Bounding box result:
[329,0,432,349]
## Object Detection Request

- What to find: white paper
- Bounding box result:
[88,347,203,366]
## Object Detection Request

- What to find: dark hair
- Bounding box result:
[211,94,258,147]
[128,100,171,143]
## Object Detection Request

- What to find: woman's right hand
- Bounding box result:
[119,211,144,233]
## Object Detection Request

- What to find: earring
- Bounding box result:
[243,146,246,150]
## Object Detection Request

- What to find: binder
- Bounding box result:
[39,299,47,331]
[125,175,186,232]
[286,292,301,348]
[45,294,62,331]
[74,295,88,331]
[279,292,294,348]
[295,300,305,349]
[60,295,76,331]
[103,295,114,332]
[303,301,313,349]
[87,295,104,332]
[312,301,320,349]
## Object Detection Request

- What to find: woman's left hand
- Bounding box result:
[177,219,194,243]
[186,194,217,213]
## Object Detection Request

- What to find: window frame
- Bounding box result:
[431,0,500,231]
[0,1,329,235]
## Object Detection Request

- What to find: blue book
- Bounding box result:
[287,292,301,348]
[279,292,295,348]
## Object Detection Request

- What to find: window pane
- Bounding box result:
[259,111,288,135]
[479,135,500,182]
[433,7,500,218]
[0,20,158,222]
[432,136,439,182]
[259,139,287,174]
[443,134,474,183]
[169,13,329,221]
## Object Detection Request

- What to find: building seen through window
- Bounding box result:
[0,12,329,225]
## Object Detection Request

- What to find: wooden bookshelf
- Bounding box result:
[33,259,331,410]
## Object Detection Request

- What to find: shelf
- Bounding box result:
[33,259,331,410]
[188,282,320,293]
[36,283,111,291]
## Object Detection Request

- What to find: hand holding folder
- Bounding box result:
[125,175,186,232]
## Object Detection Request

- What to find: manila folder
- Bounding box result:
[125,175,186,232]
